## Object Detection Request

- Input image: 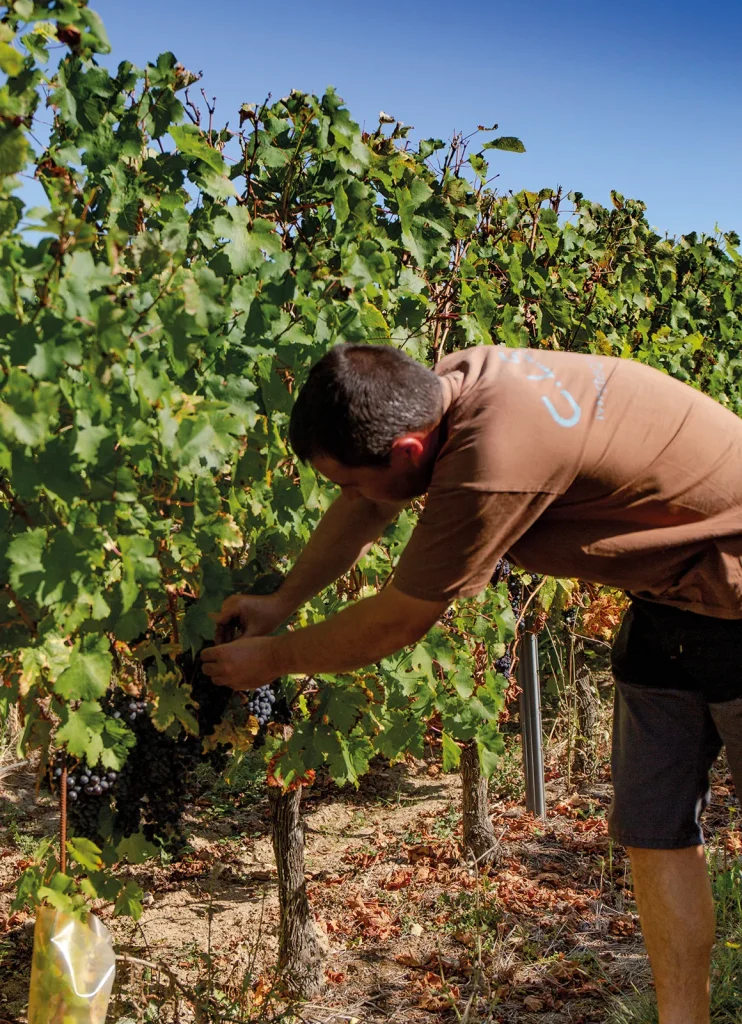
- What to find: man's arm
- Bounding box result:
[212,493,404,640]
[201,584,447,690]
[277,492,405,614]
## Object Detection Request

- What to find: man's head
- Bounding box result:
[288,343,443,502]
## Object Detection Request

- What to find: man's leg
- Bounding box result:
[627,845,714,1024]
[607,671,722,1024]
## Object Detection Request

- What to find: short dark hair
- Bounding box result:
[289,344,443,467]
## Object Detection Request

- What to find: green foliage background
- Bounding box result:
[0,0,740,917]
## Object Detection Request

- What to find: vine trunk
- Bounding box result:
[460,742,500,867]
[268,785,324,997]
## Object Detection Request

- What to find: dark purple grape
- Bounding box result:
[67,776,75,787]
[495,652,512,675]
[69,791,78,802]
[80,775,90,785]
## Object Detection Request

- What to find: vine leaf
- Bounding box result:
[482,135,526,153]
[114,880,144,920]
[66,837,103,872]
[54,635,113,701]
[149,670,200,734]
[56,700,105,759]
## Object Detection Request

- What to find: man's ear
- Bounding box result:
[389,434,426,467]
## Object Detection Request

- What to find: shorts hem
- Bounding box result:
[608,830,704,850]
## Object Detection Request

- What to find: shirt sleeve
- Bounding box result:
[393,488,557,603]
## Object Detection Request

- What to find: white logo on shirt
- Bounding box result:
[498,348,582,428]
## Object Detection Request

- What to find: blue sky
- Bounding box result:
[77,1,742,238]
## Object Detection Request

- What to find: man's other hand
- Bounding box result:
[200,635,277,691]
[210,592,288,644]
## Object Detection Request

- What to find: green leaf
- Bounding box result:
[0,126,28,175]
[322,730,372,787]
[149,670,199,734]
[55,701,105,759]
[0,41,23,76]
[37,886,75,913]
[375,713,425,760]
[54,635,112,701]
[360,302,390,339]
[322,683,368,733]
[7,527,45,598]
[120,535,161,613]
[469,152,488,182]
[476,731,504,778]
[59,251,115,319]
[66,837,103,872]
[72,416,111,465]
[482,136,526,154]
[80,870,123,902]
[114,880,144,920]
[441,732,461,772]
[169,124,226,173]
[116,832,158,865]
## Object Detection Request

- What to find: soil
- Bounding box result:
[0,740,739,1024]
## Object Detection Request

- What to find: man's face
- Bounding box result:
[312,431,439,503]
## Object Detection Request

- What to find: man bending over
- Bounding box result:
[202,343,742,1024]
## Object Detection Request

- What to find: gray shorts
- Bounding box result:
[608,598,742,849]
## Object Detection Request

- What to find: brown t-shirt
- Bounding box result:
[394,346,742,618]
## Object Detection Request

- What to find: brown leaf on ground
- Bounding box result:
[346,895,399,940]
[411,971,460,1012]
[342,847,383,869]
[609,915,637,936]
[380,868,413,890]
[406,838,459,866]
[250,975,271,1007]
[396,950,427,967]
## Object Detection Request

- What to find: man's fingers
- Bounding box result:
[199,646,222,663]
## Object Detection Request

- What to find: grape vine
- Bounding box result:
[1,0,739,927]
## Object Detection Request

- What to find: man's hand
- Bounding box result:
[210,591,289,643]
[200,635,278,691]
[203,584,448,690]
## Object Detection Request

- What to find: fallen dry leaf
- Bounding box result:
[396,950,427,968]
[380,869,412,891]
[250,975,272,1007]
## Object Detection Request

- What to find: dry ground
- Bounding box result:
[0,736,739,1024]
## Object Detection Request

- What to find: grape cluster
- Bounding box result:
[495,651,512,676]
[563,605,578,628]
[48,751,119,838]
[74,765,118,800]
[247,685,277,727]
[490,557,511,586]
[112,697,147,723]
[248,681,294,749]
[48,642,294,851]
[507,575,522,620]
